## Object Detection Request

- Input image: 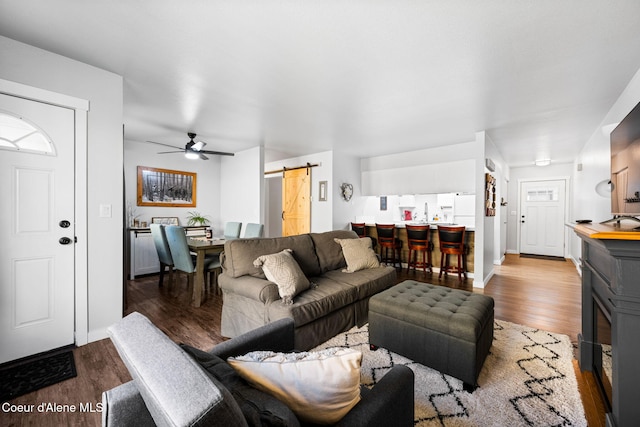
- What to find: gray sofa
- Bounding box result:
[102,312,415,427]
[219,230,397,350]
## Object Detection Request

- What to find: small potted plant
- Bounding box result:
[186,211,211,226]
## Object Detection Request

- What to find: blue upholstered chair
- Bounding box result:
[165,226,221,296]
[149,224,174,288]
[243,223,264,238]
[224,222,242,240]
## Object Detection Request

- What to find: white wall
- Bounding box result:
[0,36,123,342]
[571,67,640,264]
[265,150,333,233]
[332,152,365,230]
[483,132,509,277]
[220,146,264,236]
[361,141,476,196]
[123,140,223,230]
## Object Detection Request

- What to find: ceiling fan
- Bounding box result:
[147,132,234,160]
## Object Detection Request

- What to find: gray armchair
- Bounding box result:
[102,313,414,427]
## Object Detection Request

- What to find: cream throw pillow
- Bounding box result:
[253,249,310,304]
[228,348,362,425]
[334,237,380,272]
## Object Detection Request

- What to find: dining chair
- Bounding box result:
[149,224,174,288]
[224,222,242,240]
[244,223,264,238]
[437,225,467,281]
[165,226,221,297]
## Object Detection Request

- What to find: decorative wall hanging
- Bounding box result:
[137,166,197,207]
[319,181,328,201]
[485,173,496,216]
[380,196,387,211]
[340,183,353,201]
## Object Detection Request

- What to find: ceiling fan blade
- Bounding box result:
[157,150,184,154]
[192,141,205,151]
[146,140,183,150]
[200,150,235,156]
[199,153,209,160]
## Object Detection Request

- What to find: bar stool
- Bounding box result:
[406,224,432,274]
[375,223,402,269]
[351,222,377,250]
[438,225,467,281]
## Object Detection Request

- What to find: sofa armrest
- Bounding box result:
[102,381,155,427]
[219,273,280,303]
[335,365,414,427]
[209,318,295,359]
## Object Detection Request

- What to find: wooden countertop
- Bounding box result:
[365,223,475,231]
[573,222,640,240]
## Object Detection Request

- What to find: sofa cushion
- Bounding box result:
[107,312,247,427]
[254,249,310,304]
[334,237,380,272]
[224,234,321,278]
[309,230,359,273]
[228,348,362,425]
[266,277,358,327]
[322,266,396,299]
[181,344,300,427]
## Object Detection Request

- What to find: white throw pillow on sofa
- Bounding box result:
[334,237,380,273]
[227,348,362,425]
[253,249,310,304]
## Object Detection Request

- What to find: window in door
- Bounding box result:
[0,112,55,154]
[525,187,559,202]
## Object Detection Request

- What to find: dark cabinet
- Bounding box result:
[575,224,640,427]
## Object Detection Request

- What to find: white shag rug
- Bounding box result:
[313,320,587,426]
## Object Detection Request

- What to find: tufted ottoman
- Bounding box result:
[369,280,494,390]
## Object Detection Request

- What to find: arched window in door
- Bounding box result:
[0,111,55,155]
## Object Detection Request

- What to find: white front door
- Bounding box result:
[0,93,76,363]
[519,179,567,258]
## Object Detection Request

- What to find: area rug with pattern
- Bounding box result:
[314,320,587,426]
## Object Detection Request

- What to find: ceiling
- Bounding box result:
[2,1,640,166]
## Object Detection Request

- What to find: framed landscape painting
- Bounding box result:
[137,166,197,207]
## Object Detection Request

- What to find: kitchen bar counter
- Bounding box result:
[365,224,475,274]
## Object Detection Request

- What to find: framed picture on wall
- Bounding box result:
[380,196,387,211]
[137,166,197,207]
[319,181,328,201]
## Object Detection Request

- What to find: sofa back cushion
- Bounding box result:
[223,234,321,278]
[310,230,359,273]
[108,312,248,427]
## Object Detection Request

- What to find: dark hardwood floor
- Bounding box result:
[1,254,605,426]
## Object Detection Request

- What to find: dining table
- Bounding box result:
[187,237,225,307]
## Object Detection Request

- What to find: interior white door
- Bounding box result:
[0,93,76,363]
[519,179,566,257]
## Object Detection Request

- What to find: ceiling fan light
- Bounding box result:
[185,151,199,160]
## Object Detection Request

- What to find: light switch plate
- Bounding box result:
[100,204,112,218]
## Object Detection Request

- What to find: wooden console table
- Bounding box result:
[574,222,640,427]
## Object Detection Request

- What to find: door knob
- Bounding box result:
[59,220,71,228]
[59,237,72,245]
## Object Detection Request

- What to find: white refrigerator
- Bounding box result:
[453,194,476,228]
